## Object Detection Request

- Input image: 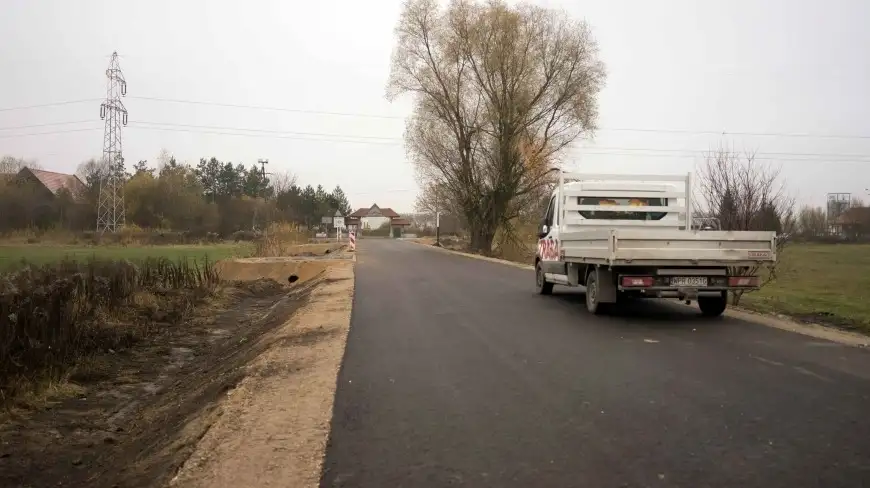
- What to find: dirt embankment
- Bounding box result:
[0,251,355,488]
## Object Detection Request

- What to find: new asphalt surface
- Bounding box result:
[321,239,870,488]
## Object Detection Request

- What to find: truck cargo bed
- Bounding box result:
[560,228,776,267]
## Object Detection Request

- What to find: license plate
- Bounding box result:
[671,276,707,287]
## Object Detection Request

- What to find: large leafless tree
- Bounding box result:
[388,0,605,253]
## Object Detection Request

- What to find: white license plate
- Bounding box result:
[671,276,708,287]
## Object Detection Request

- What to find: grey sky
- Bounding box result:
[1,0,868,212]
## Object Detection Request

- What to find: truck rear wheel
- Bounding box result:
[535,262,553,295]
[585,272,605,314]
[698,293,728,317]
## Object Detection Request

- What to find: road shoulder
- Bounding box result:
[405,239,869,348]
[170,261,355,488]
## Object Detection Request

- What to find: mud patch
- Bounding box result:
[0,278,315,488]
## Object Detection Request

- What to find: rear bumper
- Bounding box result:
[619,287,756,299]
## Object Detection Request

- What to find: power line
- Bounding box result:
[346,189,416,196]
[601,126,870,141]
[0,120,93,132]
[5,117,869,161]
[5,94,870,141]
[569,146,870,161]
[127,95,870,140]
[128,123,870,162]
[0,126,102,139]
[3,121,870,164]
[127,124,403,146]
[131,120,401,141]
[3,118,869,163]
[0,98,102,113]
[126,95,405,120]
[570,150,870,164]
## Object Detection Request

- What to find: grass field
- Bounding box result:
[0,243,253,271]
[740,243,870,331]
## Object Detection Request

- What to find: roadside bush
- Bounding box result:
[232,230,261,242]
[0,257,220,404]
[252,222,308,256]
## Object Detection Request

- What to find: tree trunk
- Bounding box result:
[468,224,497,255]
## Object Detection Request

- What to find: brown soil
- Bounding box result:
[215,256,336,285]
[0,276,317,488]
[284,243,345,256]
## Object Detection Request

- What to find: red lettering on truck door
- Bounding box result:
[537,238,560,261]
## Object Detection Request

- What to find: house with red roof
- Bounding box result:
[347,203,411,237]
[14,167,87,202]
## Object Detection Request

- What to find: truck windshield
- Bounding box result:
[577,197,667,221]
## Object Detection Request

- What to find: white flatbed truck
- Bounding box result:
[534,171,777,317]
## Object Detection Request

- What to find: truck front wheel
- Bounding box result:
[698,293,728,317]
[535,262,553,295]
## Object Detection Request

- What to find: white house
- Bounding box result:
[348,203,412,236]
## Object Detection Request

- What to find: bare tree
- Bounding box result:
[155,148,175,171]
[697,144,795,304]
[268,170,298,195]
[797,205,826,237]
[0,155,38,174]
[388,0,605,253]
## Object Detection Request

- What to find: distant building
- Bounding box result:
[348,203,411,237]
[14,167,87,202]
[0,167,88,229]
[834,206,870,238]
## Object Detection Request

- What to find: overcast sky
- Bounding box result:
[1,0,868,212]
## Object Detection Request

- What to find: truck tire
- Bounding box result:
[535,262,554,295]
[585,272,605,314]
[698,293,728,317]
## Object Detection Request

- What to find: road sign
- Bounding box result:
[333,216,346,229]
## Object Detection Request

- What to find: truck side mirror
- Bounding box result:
[538,222,549,238]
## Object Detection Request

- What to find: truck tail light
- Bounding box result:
[622,276,654,287]
[728,276,759,287]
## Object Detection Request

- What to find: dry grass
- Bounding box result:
[0,257,221,406]
[253,222,308,256]
[0,225,227,247]
[0,243,252,272]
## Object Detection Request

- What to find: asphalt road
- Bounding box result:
[321,239,870,488]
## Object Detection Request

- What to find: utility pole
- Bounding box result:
[435,191,441,247]
[253,158,270,231]
[96,52,128,234]
[257,158,269,195]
